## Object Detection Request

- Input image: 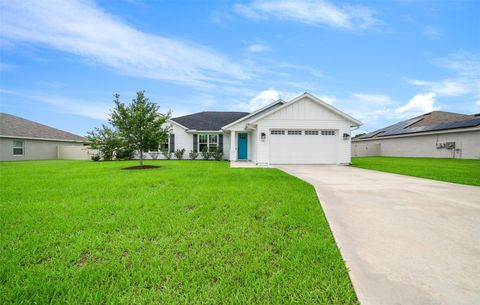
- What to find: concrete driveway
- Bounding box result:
[276,165,480,305]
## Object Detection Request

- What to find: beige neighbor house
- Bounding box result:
[0,113,92,161]
[352,111,480,159]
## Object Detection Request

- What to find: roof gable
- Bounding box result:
[222,100,285,130]
[170,111,249,131]
[0,113,87,142]
[248,93,362,126]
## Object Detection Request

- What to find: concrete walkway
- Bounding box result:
[276,165,480,305]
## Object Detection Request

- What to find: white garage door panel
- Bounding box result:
[269,133,337,164]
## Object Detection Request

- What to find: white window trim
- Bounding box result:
[287,130,302,135]
[151,135,170,152]
[13,140,24,156]
[198,134,219,152]
[270,130,285,135]
[305,130,319,135]
[321,130,336,136]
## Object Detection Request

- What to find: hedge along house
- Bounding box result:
[146,92,362,165]
[352,111,480,159]
[0,113,91,161]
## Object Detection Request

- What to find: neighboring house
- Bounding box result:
[147,92,362,164]
[0,113,91,161]
[352,111,480,159]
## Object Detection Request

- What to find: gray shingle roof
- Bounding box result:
[356,111,480,140]
[171,111,250,131]
[0,113,87,142]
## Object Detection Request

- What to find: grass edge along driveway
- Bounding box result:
[351,156,480,186]
[0,160,358,304]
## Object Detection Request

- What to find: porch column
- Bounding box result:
[230,131,237,161]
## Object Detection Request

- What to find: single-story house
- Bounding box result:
[0,113,91,161]
[148,92,362,165]
[352,111,480,159]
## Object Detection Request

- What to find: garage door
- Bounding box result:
[269,129,338,164]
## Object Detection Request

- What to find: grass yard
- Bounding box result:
[0,160,357,304]
[351,156,480,186]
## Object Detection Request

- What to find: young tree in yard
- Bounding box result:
[87,125,122,160]
[110,91,171,166]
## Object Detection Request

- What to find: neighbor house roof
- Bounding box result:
[0,113,87,142]
[356,111,480,140]
[170,111,250,131]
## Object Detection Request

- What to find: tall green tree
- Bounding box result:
[110,91,171,166]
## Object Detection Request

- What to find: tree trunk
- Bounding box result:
[139,149,143,166]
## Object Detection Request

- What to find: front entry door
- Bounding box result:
[237,133,248,160]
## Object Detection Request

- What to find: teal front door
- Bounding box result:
[237,133,248,160]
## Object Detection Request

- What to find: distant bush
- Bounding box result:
[116,148,134,160]
[161,149,172,160]
[189,150,198,160]
[91,155,100,162]
[201,146,212,160]
[174,148,186,160]
[213,149,224,161]
[149,152,160,160]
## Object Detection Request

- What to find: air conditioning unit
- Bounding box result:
[445,142,456,150]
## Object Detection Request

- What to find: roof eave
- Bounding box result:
[0,134,88,143]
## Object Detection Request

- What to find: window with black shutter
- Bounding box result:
[219,134,223,152]
[169,134,175,152]
[193,134,198,153]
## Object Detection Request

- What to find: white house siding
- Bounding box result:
[141,124,231,160]
[223,133,231,160]
[352,130,480,159]
[0,138,85,161]
[254,97,353,164]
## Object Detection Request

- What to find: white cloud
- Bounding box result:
[422,26,441,38]
[407,78,471,96]
[352,93,394,105]
[407,51,480,98]
[0,0,248,87]
[32,95,111,120]
[234,0,378,30]
[396,92,437,114]
[247,43,270,53]
[241,88,280,111]
[0,61,16,71]
[318,96,336,104]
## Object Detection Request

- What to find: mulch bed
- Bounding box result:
[122,165,160,170]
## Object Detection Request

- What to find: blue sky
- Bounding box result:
[1,0,479,136]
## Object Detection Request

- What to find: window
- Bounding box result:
[271,130,285,135]
[321,130,336,136]
[198,134,218,152]
[13,140,24,156]
[159,136,169,152]
[288,130,302,135]
[305,130,319,135]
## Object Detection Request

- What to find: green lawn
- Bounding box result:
[351,157,480,186]
[0,160,357,304]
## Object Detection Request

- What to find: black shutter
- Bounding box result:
[219,134,223,152]
[170,134,175,153]
[193,134,198,153]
